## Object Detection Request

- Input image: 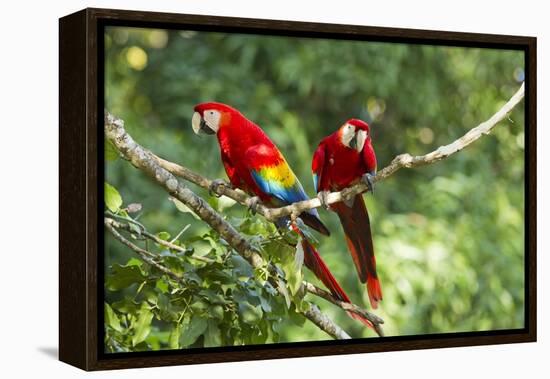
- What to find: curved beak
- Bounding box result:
[349,134,357,150]
[349,130,366,152]
[192,112,216,135]
[355,130,367,152]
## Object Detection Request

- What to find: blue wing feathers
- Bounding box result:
[251,170,307,205]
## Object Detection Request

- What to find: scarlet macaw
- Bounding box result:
[312,119,382,309]
[192,102,373,327]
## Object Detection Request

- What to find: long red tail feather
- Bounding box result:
[333,195,382,309]
[290,225,373,328]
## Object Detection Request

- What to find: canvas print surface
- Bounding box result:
[103,26,525,353]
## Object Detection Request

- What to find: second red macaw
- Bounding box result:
[192,102,374,327]
[312,119,382,309]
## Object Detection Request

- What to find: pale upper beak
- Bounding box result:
[349,130,367,152]
[355,130,367,152]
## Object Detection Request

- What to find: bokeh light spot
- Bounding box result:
[419,127,434,144]
[366,97,386,121]
[513,67,525,82]
[126,46,148,71]
[148,30,169,49]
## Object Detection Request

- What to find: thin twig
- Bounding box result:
[105,115,354,339]
[105,218,186,284]
[170,224,190,244]
[104,83,523,338]
[105,211,147,232]
[105,217,214,263]
[303,282,384,337]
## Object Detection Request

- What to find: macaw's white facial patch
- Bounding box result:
[341,123,356,147]
[203,109,222,133]
[341,123,368,152]
[192,109,221,135]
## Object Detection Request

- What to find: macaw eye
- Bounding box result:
[209,111,215,115]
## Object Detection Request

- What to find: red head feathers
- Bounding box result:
[192,102,243,135]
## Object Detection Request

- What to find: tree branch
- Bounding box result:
[105,114,356,339]
[303,304,351,339]
[259,82,525,219]
[106,215,352,339]
[106,215,214,263]
[104,218,186,284]
[107,215,375,338]
[105,113,265,268]
[303,282,384,337]
[152,83,523,221]
[105,82,522,340]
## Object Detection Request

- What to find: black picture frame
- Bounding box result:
[59,7,537,371]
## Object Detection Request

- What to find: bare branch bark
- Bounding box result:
[303,305,351,339]
[261,83,525,219]
[108,215,375,338]
[105,113,265,269]
[104,114,357,339]
[150,83,524,222]
[104,82,522,340]
[303,282,384,337]
[155,155,266,215]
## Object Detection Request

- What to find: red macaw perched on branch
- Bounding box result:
[192,102,373,328]
[312,119,382,309]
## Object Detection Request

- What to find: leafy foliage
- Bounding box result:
[104,26,525,349]
[104,186,310,352]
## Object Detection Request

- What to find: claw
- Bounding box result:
[362,173,375,194]
[245,196,262,214]
[209,179,229,197]
[317,191,331,210]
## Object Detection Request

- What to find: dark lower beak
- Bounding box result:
[349,134,357,150]
[200,118,216,135]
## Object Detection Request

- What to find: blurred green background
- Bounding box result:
[104,26,525,347]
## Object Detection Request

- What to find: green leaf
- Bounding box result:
[105,182,123,213]
[104,303,122,332]
[238,302,263,325]
[250,327,268,345]
[156,279,169,294]
[296,298,311,313]
[200,289,227,305]
[156,231,171,241]
[126,257,143,267]
[204,320,222,347]
[216,195,237,211]
[190,299,209,314]
[268,239,304,296]
[106,263,146,291]
[287,241,305,295]
[231,255,254,280]
[170,197,200,219]
[210,304,224,320]
[111,298,140,314]
[132,304,153,346]
[277,278,291,308]
[288,304,307,327]
[105,139,119,161]
[258,294,272,313]
[180,316,208,347]
[169,323,180,349]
